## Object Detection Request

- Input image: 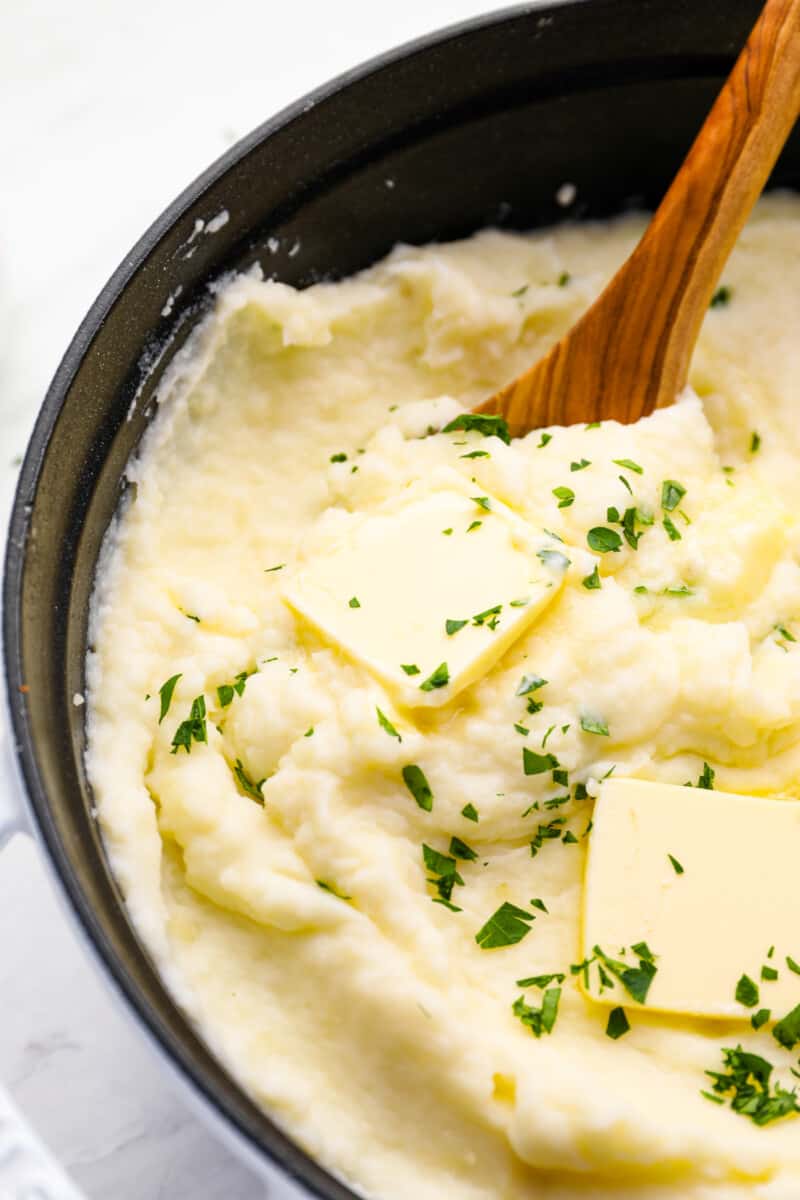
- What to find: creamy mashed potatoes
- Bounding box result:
[88,193,800,1199]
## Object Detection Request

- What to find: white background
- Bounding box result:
[0,2,507,1195]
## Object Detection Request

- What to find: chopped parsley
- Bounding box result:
[516,972,565,988]
[668,853,685,875]
[552,486,575,508]
[423,843,463,907]
[538,432,552,448]
[750,431,761,454]
[461,803,479,822]
[582,565,601,590]
[537,547,571,571]
[420,662,450,692]
[558,271,571,287]
[445,618,468,636]
[523,748,559,776]
[663,515,682,541]
[570,458,591,472]
[475,901,537,949]
[695,762,716,789]
[704,1046,798,1125]
[530,817,565,856]
[234,758,265,804]
[473,604,502,629]
[529,897,548,913]
[348,596,361,608]
[735,974,760,1008]
[763,965,779,981]
[710,285,732,308]
[514,723,529,736]
[661,479,686,511]
[663,584,694,597]
[171,695,208,754]
[264,563,285,573]
[442,528,453,536]
[593,944,658,1004]
[316,880,351,900]
[472,495,491,511]
[401,663,420,675]
[402,764,433,811]
[580,715,609,737]
[450,836,478,861]
[467,520,482,533]
[587,526,622,553]
[752,1008,771,1031]
[516,673,547,697]
[511,283,529,298]
[773,1003,800,1051]
[376,707,402,741]
[216,670,251,708]
[787,956,800,976]
[606,1006,630,1039]
[613,458,643,475]
[562,830,578,844]
[158,674,181,724]
[513,987,561,1036]
[330,452,348,463]
[509,597,530,607]
[442,413,511,445]
[461,450,490,459]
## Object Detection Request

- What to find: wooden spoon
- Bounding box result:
[474,0,800,435]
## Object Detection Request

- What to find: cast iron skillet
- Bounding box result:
[4,0,796,1194]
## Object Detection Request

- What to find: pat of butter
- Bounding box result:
[283,488,567,707]
[582,778,800,1019]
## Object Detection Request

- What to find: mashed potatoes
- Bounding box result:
[88,192,800,1199]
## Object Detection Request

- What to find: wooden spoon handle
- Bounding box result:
[480,0,800,431]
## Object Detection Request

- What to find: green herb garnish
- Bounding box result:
[442,413,511,445]
[420,662,450,692]
[513,987,561,1036]
[613,458,643,475]
[461,803,479,822]
[587,527,622,553]
[663,515,682,541]
[710,285,732,308]
[661,479,686,511]
[553,486,575,508]
[516,972,565,988]
[606,1006,630,1039]
[158,674,181,724]
[735,974,760,1008]
[330,452,348,463]
[582,565,601,590]
[516,673,547,697]
[773,1003,800,1051]
[668,853,684,875]
[401,663,420,675]
[704,1046,798,1125]
[171,695,207,754]
[476,902,537,949]
[580,715,609,736]
[348,596,361,608]
[450,836,478,861]
[445,618,468,636]
[523,748,559,776]
[234,758,265,804]
[570,459,591,472]
[376,707,402,741]
[402,765,433,811]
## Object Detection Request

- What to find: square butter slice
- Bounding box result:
[582,778,800,1019]
[283,488,567,707]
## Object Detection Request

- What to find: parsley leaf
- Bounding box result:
[773,1003,800,1051]
[735,974,760,1008]
[234,758,265,804]
[462,803,479,822]
[787,956,800,976]
[530,818,565,857]
[171,695,207,754]
[570,459,591,472]
[476,902,536,949]
[523,748,559,776]
[158,674,181,724]
[553,486,575,508]
[516,972,565,988]
[420,662,450,692]
[376,707,402,741]
[445,618,468,636]
[661,479,686,511]
[580,714,609,736]
[330,452,348,463]
[450,836,478,861]
[402,764,433,811]
[401,663,420,675]
[663,515,682,541]
[472,496,491,511]
[606,1006,630,1039]
[751,1008,771,1031]
[513,987,561,1036]
[537,547,571,571]
[582,565,601,590]
[613,458,644,475]
[348,596,361,608]
[538,432,552,448]
[668,853,685,875]
[587,526,622,553]
[516,673,547,697]
[750,431,761,454]
[442,413,511,445]
[696,762,715,789]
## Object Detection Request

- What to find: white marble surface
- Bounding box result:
[0,2,503,1195]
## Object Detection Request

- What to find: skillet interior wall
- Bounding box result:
[5,0,799,1192]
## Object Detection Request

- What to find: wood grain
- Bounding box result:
[475,0,800,435]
